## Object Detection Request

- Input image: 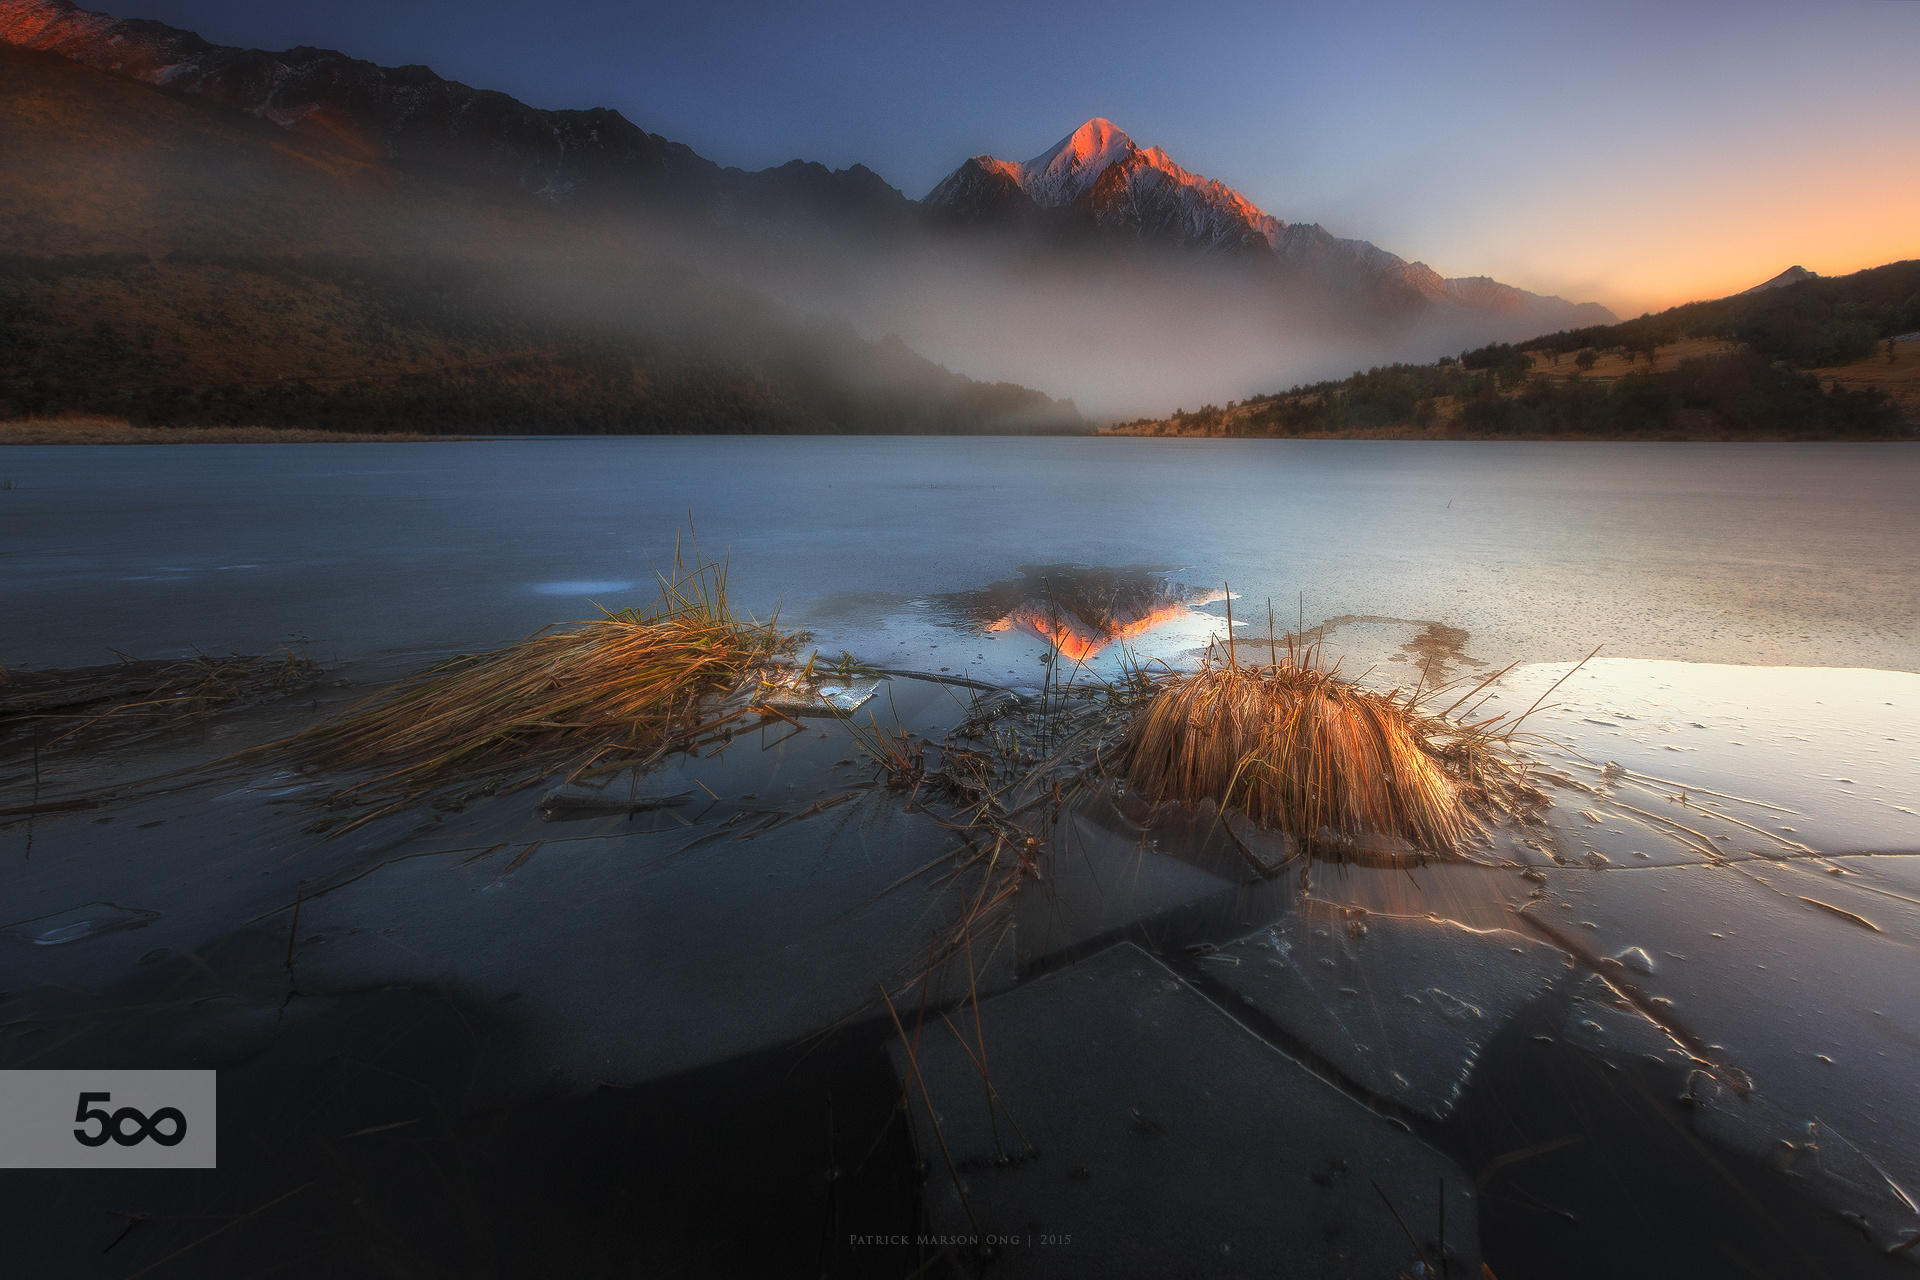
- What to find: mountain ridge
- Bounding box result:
[0,0,911,223]
[0,39,1080,434]
[1,0,1613,332]
[925,116,1614,326]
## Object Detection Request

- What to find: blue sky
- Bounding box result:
[106,0,1920,312]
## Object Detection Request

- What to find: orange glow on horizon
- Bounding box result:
[1479,146,1920,319]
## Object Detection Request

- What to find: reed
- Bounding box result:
[1119,634,1534,857]
[279,535,798,825]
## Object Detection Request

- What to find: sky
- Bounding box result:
[103,0,1920,316]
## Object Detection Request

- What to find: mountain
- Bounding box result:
[928,118,1279,257]
[1741,265,1818,294]
[1,0,1619,417]
[0,0,913,228]
[925,118,1615,328]
[0,40,1078,433]
[1,1,1611,325]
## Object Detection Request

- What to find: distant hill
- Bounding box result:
[1514,258,1920,369]
[1107,259,1920,440]
[0,41,1078,433]
[1742,265,1818,294]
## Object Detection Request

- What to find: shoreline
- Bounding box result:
[0,416,470,445]
[1097,423,1920,441]
[7,414,1912,446]
[9,421,1914,445]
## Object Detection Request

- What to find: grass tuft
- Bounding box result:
[279,534,799,827]
[1119,632,1538,857]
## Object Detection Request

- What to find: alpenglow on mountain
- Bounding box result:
[1,0,1619,413]
[926,118,1614,327]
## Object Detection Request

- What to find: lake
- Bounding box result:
[2,437,1917,1278]
[4,437,1917,672]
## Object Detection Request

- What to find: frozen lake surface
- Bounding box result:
[3,437,1918,1278]
[3,437,1918,673]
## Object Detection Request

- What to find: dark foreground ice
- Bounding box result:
[4,439,1918,1277]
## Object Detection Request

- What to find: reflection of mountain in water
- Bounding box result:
[941,565,1226,661]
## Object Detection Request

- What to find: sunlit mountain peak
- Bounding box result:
[1018,117,1137,206]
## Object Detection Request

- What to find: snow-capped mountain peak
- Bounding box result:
[1019,117,1136,206]
[928,117,1284,254]
[921,116,1615,329]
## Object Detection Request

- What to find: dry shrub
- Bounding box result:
[1121,646,1532,856]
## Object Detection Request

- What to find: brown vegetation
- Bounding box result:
[1119,637,1540,857]
[1525,337,1740,381]
[1810,337,1920,423]
[271,540,800,829]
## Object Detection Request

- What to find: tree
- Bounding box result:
[1575,348,1598,372]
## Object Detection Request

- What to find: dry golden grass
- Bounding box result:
[1526,336,1740,381]
[1120,637,1537,857]
[0,415,461,444]
[1811,337,1920,421]
[275,537,798,828]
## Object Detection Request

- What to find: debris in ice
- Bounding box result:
[537,786,692,822]
[1559,973,1692,1068]
[756,674,881,716]
[1608,946,1656,975]
[1797,896,1881,933]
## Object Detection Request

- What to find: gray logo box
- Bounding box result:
[0,1070,216,1168]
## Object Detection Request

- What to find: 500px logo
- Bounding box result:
[73,1091,189,1148]
[1,1071,215,1168]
